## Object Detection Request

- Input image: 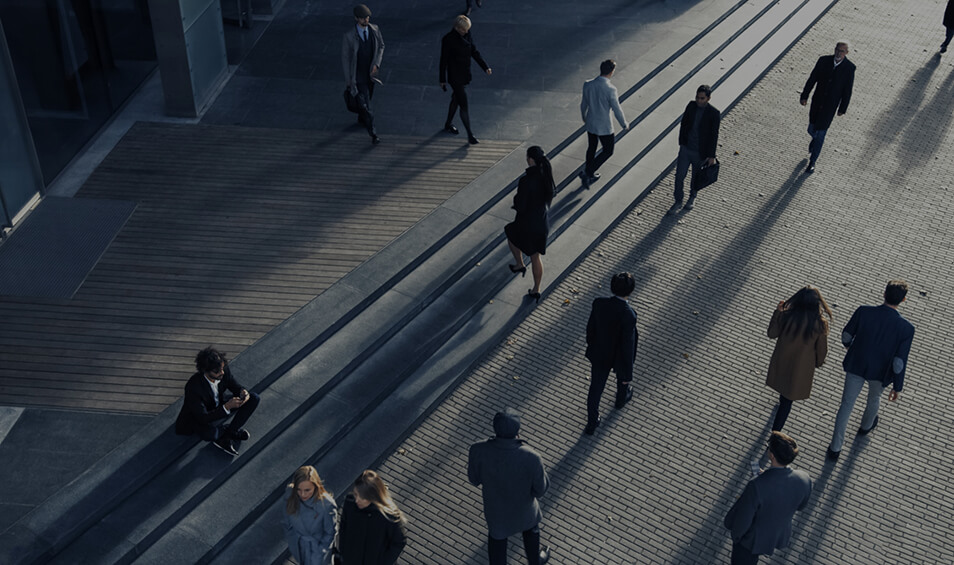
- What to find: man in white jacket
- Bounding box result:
[579,59,629,188]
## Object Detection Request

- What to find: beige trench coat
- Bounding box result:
[765,309,829,400]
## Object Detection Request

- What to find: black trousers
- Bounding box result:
[772,394,793,431]
[445,82,473,135]
[585,132,615,175]
[196,392,260,441]
[356,81,376,136]
[586,364,627,424]
[730,541,760,565]
[488,525,540,565]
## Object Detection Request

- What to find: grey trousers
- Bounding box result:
[829,372,884,453]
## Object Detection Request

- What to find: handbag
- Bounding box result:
[343,88,359,114]
[692,158,720,191]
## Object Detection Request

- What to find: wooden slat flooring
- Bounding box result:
[0,122,516,413]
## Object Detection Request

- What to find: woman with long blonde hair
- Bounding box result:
[281,466,337,565]
[337,470,407,564]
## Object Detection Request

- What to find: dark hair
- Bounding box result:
[884,280,908,305]
[599,59,616,76]
[610,272,636,297]
[696,84,712,97]
[779,285,832,339]
[526,145,555,205]
[768,431,798,465]
[195,347,227,373]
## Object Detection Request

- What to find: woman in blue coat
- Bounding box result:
[282,466,337,565]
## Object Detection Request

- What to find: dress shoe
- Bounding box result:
[615,386,633,409]
[584,417,601,435]
[214,437,239,456]
[682,196,696,211]
[857,416,879,436]
[443,124,459,135]
[806,162,815,174]
[230,428,250,442]
[587,172,601,185]
[825,446,840,461]
[941,44,948,54]
[371,135,381,145]
[476,0,482,6]
[539,546,550,564]
[468,135,480,145]
[527,289,541,304]
[666,202,682,216]
[579,170,591,189]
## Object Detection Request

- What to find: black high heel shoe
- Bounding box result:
[527,289,541,303]
[509,264,527,277]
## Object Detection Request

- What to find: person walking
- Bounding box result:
[342,4,384,145]
[724,431,812,564]
[941,0,954,53]
[579,59,628,188]
[826,280,916,461]
[440,15,492,145]
[667,84,720,215]
[583,272,638,435]
[800,41,855,173]
[337,470,407,564]
[504,146,555,303]
[468,408,551,565]
[465,0,483,17]
[174,347,260,456]
[281,466,337,565]
[764,286,832,432]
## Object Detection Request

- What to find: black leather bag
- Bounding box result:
[343,88,359,114]
[692,159,720,191]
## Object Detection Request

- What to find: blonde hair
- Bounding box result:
[454,15,471,32]
[286,466,331,515]
[353,470,406,524]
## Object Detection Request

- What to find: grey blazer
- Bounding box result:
[581,76,627,136]
[342,23,385,95]
[724,466,812,556]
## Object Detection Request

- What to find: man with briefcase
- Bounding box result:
[668,85,721,215]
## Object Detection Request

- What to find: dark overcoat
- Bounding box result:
[764,309,829,401]
[677,101,721,159]
[439,29,489,86]
[945,0,954,28]
[337,495,407,565]
[801,55,855,130]
[585,296,638,382]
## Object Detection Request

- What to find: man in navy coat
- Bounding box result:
[800,41,855,173]
[584,272,638,435]
[827,280,916,460]
[174,347,260,456]
[725,432,812,564]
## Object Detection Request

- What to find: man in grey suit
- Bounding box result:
[342,4,384,145]
[579,59,628,189]
[724,432,812,564]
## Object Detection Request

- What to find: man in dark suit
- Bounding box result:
[584,272,638,435]
[668,85,720,215]
[174,347,260,456]
[342,4,385,145]
[827,280,916,461]
[440,15,492,145]
[800,41,855,173]
[724,432,812,564]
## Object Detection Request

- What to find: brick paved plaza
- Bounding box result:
[376,0,954,563]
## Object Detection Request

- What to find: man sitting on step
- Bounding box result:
[174,347,260,456]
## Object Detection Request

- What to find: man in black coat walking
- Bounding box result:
[668,85,721,215]
[468,409,550,565]
[584,272,639,435]
[174,347,260,456]
[942,0,954,53]
[440,14,492,145]
[800,41,855,173]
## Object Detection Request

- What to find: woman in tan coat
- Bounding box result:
[766,285,832,431]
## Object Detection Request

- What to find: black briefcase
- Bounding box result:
[692,159,720,191]
[343,88,359,113]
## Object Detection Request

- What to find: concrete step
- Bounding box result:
[0,0,838,563]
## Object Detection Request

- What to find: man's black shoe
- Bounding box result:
[858,416,879,436]
[230,428,250,442]
[584,418,601,435]
[806,163,815,174]
[371,135,381,145]
[214,437,239,456]
[579,170,591,189]
[666,202,682,216]
[615,386,633,409]
[443,124,459,135]
[826,446,840,461]
[539,546,550,564]
[468,135,480,145]
[588,172,601,184]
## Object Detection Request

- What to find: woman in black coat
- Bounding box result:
[504,146,555,303]
[439,14,492,144]
[336,470,407,565]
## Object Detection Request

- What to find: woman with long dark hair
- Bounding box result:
[337,470,407,564]
[765,285,832,431]
[504,145,555,303]
[281,466,337,565]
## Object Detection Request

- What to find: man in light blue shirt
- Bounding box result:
[579,60,629,189]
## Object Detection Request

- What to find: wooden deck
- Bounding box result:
[0,122,517,413]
